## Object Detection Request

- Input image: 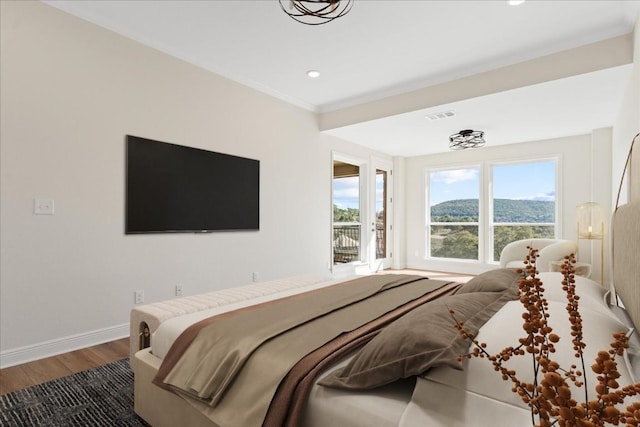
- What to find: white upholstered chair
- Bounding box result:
[499,238,578,272]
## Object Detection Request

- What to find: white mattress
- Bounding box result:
[151,275,343,359]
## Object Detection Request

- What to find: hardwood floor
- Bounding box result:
[0,337,129,395]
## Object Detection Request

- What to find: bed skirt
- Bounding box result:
[133,349,220,427]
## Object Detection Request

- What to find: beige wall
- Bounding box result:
[613,13,640,205]
[0,1,387,365]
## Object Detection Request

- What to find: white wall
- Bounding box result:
[402,133,612,276]
[612,13,640,205]
[0,1,387,366]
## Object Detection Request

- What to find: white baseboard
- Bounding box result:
[0,323,129,369]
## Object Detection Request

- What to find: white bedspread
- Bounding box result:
[303,353,415,427]
[399,377,531,427]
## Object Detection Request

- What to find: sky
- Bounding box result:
[333,160,556,210]
[333,175,385,211]
[430,161,556,205]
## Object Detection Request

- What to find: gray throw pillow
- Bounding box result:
[455,268,521,294]
[319,289,516,390]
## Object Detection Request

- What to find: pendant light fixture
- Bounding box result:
[279,0,353,25]
[449,129,486,150]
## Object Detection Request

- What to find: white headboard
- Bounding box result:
[611,201,640,329]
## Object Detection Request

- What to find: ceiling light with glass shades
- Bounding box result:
[448,129,486,150]
[279,0,354,25]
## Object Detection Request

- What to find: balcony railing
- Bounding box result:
[333,223,385,264]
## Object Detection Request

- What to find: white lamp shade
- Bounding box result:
[576,202,605,239]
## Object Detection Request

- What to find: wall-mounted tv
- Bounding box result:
[126,135,259,234]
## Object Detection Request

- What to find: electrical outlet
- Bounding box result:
[134,290,144,304]
[175,284,183,296]
[34,198,55,215]
[252,272,259,282]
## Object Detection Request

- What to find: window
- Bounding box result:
[425,159,557,264]
[428,167,480,260]
[491,160,556,261]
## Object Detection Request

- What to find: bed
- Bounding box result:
[130,202,640,427]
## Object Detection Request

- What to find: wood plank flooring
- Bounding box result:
[0,338,129,395]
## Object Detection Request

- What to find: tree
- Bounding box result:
[333,205,359,222]
[433,230,478,260]
[493,226,555,260]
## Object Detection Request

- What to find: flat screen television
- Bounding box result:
[126,135,259,234]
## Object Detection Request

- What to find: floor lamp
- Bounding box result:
[576,202,605,284]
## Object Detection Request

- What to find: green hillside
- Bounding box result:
[431,199,554,223]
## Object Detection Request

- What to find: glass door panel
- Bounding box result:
[333,160,361,265]
[371,158,393,270]
[375,169,387,260]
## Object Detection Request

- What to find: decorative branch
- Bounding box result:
[451,247,640,426]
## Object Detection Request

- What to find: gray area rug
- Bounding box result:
[0,358,150,426]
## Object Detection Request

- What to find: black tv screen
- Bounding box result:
[126,135,259,234]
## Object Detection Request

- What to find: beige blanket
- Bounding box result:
[154,274,457,427]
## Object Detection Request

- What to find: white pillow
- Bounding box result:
[536,272,639,381]
[423,300,634,410]
[537,272,617,320]
[607,304,640,383]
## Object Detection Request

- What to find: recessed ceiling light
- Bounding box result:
[508,0,526,5]
[307,70,321,78]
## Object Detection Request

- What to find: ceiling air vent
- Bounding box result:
[426,111,456,121]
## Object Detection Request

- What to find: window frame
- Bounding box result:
[425,156,560,265]
[488,157,560,262]
[425,164,482,263]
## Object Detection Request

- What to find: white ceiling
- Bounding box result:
[45,0,640,157]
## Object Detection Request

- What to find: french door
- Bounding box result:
[370,158,393,271]
[332,152,393,272]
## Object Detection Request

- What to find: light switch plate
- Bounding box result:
[34,198,55,215]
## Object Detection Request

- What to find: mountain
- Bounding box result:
[431,199,555,223]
